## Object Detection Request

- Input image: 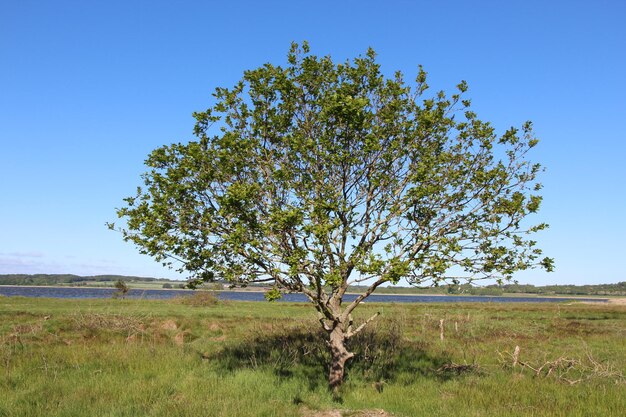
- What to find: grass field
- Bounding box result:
[1,295,624,416]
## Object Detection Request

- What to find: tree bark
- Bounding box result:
[328,325,354,393]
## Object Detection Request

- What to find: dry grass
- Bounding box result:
[302,407,393,417]
[498,345,625,385]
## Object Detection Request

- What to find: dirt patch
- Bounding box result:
[301,408,392,417]
[173,331,186,346]
[160,319,178,331]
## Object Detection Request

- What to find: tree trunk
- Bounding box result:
[328,326,354,393]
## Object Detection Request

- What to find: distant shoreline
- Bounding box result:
[2,275,624,299]
[2,284,623,303]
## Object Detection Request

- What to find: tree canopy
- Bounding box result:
[111,42,553,390]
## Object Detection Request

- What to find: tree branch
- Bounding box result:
[346,312,380,339]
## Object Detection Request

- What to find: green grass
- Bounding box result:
[1,296,625,416]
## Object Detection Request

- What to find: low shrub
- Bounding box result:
[173,291,219,307]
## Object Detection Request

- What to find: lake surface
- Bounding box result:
[0,286,607,303]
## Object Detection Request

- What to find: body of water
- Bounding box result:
[0,286,607,303]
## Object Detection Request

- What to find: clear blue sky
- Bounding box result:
[1,0,624,285]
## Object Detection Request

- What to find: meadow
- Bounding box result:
[1,295,624,416]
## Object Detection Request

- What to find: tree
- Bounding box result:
[112,279,129,299]
[110,42,553,392]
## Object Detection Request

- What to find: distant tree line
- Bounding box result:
[496,282,626,296]
[0,274,173,286]
[350,282,626,296]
